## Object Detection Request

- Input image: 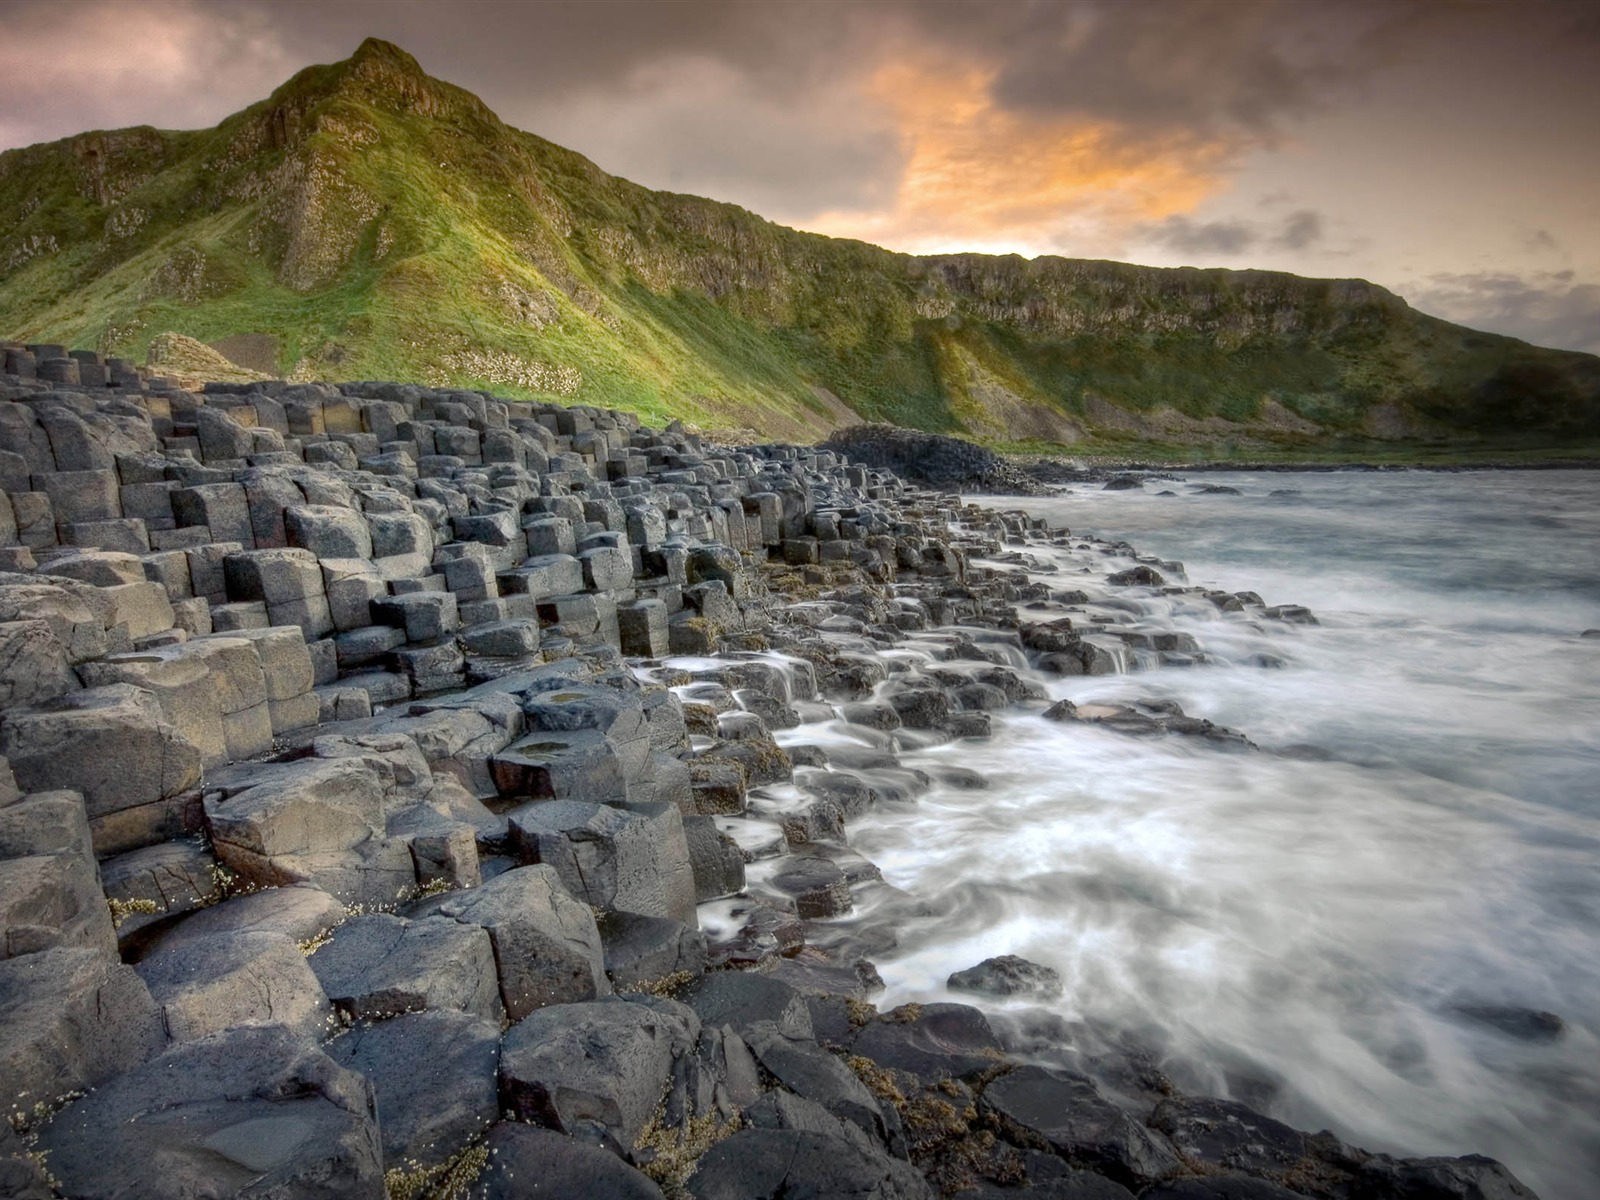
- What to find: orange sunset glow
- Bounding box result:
[804,55,1237,257]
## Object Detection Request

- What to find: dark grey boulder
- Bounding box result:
[432,863,608,1019]
[769,855,853,918]
[689,760,747,814]
[469,1122,666,1200]
[743,1022,905,1156]
[136,929,333,1042]
[794,767,877,819]
[0,683,203,832]
[841,700,902,731]
[685,1128,934,1200]
[682,813,747,901]
[146,882,344,957]
[600,909,707,989]
[1356,1153,1539,1200]
[696,732,793,787]
[850,1002,1003,1082]
[491,728,626,801]
[682,970,815,1042]
[522,683,648,765]
[308,912,505,1023]
[743,1089,885,1161]
[508,798,698,926]
[0,946,167,1111]
[1036,642,1120,677]
[0,1150,54,1200]
[1139,1176,1304,1200]
[980,1064,1180,1188]
[99,837,223,946]
[285,503,373,560]
[0,850,114,959]
[885,682,952,731]
[203,755,415,908]
[35,1023,384,1200]
[0,786,93,859]
[947,955,1064,1000]
[329,1010,500,1171]
[967,1165,1136,1199]
[1106,566,1165,586]
[697,1022,763,1111]
[499,997,698,1148]
[1147,1096,1307,1178]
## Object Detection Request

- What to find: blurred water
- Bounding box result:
[850,470,1600,1199]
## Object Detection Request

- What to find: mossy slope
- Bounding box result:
[2,38,1596,451]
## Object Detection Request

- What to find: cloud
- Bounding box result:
[529,55,905,217]
[1271,209,1324,251]
[1406,271,1600,355]
[1137,208,1327,263]
[0,0,298,149]
[797,52,1234,256]
[1143,217,1259,257]
[896,0,1451,139]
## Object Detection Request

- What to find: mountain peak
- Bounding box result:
[313,36,490,125]
[347,37,425,75]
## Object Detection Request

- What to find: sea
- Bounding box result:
[837,469,1600,1198]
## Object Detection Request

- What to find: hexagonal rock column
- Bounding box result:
[506,799,698,927]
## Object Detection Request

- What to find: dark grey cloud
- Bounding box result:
[1144,217,1259,256]
[1407,272,1600,355]
[1272,210,1324,251]
[0,0,300,151]
[1141,208,1326,261]
[898,0,1456,142]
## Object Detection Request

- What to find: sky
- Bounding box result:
[2,0,1597,354]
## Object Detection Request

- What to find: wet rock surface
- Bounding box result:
[0,357,1532,1199]
[948,955,1065,1000]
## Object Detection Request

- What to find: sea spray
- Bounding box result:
[821,470,1600,1199]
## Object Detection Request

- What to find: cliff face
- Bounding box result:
[2,38,1596,449]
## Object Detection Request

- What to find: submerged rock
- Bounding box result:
[981,1064,1181,1188]
[1451,1004,1565,1042]
[947,955,1064,1000]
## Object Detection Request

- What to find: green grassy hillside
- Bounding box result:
[2,38,1597,452]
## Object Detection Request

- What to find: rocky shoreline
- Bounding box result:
[0,344,1538,1199]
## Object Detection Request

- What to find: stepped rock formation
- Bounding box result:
[1,38,1597,452]
[0,356,1542,1198]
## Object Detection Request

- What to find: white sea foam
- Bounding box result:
[844,470,1600,1199]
